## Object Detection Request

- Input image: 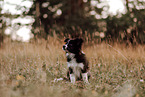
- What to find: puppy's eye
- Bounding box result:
[69,44,73,46]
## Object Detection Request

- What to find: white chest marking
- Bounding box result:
[67,59,84,78]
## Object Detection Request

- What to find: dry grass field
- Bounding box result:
[0,37,145,97]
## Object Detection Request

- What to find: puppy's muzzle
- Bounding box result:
[63,45,67,50]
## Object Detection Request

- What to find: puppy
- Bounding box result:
[63,38,90,83]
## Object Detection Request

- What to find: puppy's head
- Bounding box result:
[63,38,83,54]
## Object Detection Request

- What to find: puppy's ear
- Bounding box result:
[75,38,84,46]
[64,38,70,43]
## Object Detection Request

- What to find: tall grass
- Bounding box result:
[0,37,145,97]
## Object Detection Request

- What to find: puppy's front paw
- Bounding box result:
[82,73,89,84]
[70,74,75,84]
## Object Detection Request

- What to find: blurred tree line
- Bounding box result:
[0,0,32,45]
[105,0,145,45]
[27,0,145,45]
[0,7,4,47]
[27,0,103,39]
[0,0,145,45]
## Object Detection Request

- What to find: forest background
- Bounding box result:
[0,0,145,45]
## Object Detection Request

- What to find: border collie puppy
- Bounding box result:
[63,38,90,83]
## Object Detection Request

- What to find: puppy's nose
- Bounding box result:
[63,45,66,50]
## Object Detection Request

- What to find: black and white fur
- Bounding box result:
[63,38,90,83]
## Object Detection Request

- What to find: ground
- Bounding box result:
[0,37,145,97]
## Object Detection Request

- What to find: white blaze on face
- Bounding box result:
[64,44,68,50]
[63,40,70,51]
